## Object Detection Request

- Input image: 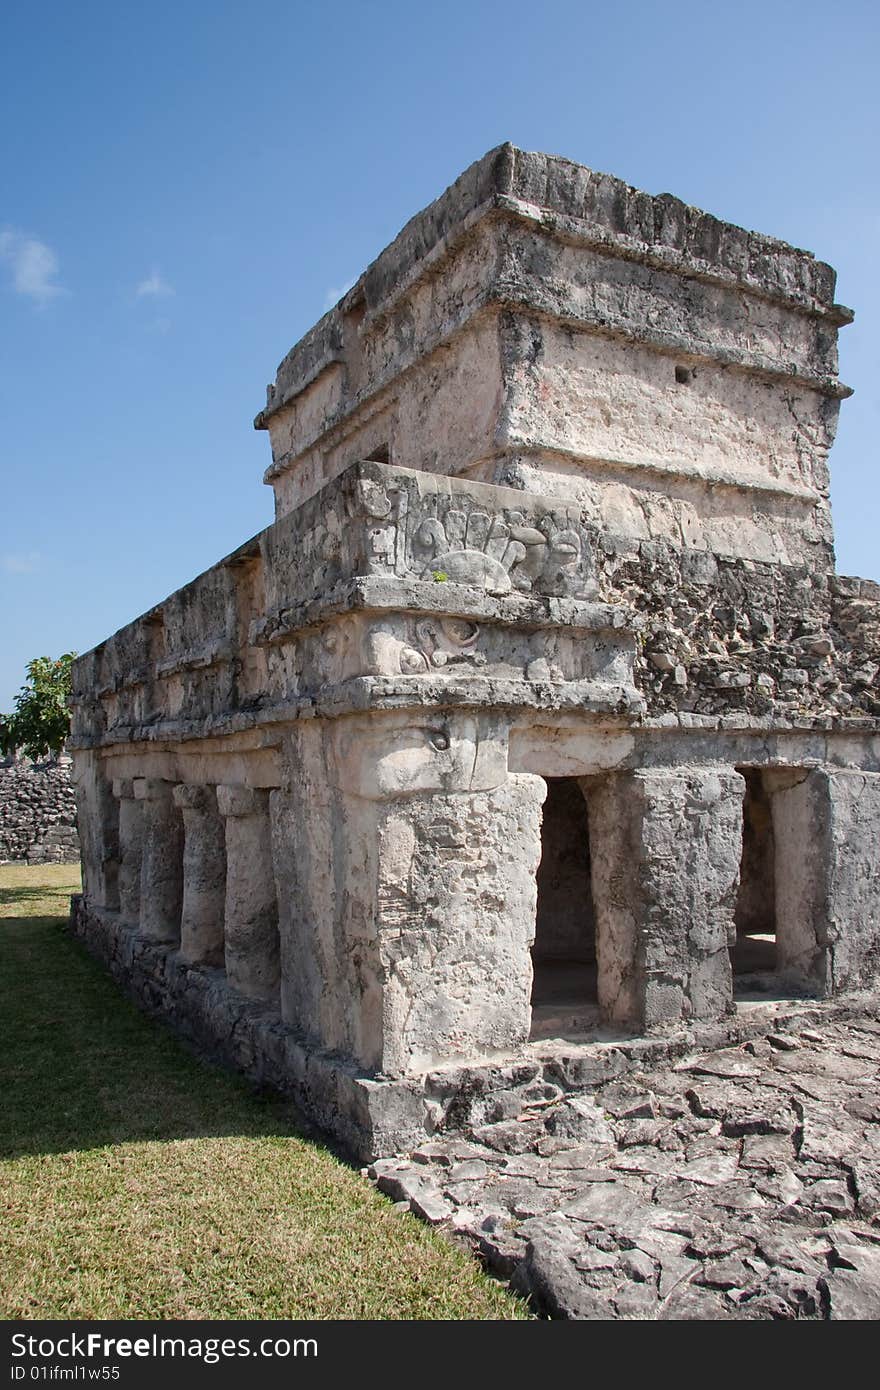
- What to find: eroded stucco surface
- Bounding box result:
[70,145,879,1161]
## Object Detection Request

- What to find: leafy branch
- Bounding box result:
[0,653,77,760]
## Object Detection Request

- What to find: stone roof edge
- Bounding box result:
[255,144,853,429]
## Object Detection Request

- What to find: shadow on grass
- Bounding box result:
[0,883,80,909]
[0,911,317,1162]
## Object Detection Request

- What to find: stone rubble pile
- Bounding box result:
[367,1009,880,1319]
[0,758,79,863]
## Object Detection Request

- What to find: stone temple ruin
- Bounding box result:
[70,146,880,1160]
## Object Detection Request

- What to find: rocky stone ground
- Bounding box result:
[367,1009,880,1319]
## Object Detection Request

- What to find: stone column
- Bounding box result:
[173,783,226,966]
[72,750,119,910]
[112,778,144,926]
[772,768,880,995]
[134,777,183,943]
[587,767,744,1031]
[217,784,279,1005]
[371,773,546,1075]
[270,711,543,1076]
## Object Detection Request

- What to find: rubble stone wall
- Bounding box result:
[0,757,80,863]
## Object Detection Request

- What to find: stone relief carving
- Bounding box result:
[399,616,486,675]
[352,478,399,574]
[410,507,590,596]
[343,475,597,598]
[355,479,394,520]
[329,712,508,799]
[259,609,633,693]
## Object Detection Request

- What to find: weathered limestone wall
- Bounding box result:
[69,460,880,756]
[68,146,880,1159]
[66,444,880,1151]
[0,757,79,863]
[258,147,848,581]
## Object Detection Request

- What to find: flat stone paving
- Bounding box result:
[367,1008,880,1319]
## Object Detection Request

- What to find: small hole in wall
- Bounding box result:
[367,443,390,465]
[675,365,695,385]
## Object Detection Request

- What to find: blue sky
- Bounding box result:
[1,0,877,710]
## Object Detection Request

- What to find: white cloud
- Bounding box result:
[135,269,174,298]
[322,277,356,311]
[2,551,41,574]
[0,230,64,305]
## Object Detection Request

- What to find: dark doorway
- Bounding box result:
[731,768,777,990]
[530,778,597,1037]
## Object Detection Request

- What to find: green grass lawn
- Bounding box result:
[0,863,527,1320]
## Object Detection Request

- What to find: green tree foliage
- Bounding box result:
[0,654,76,761]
